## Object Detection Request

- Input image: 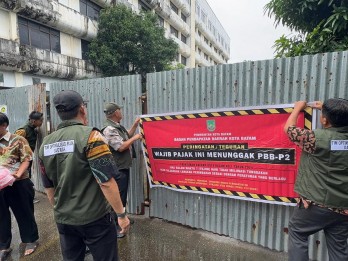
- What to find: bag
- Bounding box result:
[0,167,15,190]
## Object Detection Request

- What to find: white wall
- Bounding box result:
[0,70,66,87]
[60,32,82,58]
[58,0,80,11]
[0,71,16,87]
[0,9,11,40]
[22,74,66,88]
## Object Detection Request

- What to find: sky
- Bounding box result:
[207,0,293,64]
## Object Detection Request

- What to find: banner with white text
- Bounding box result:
[140,104,314,205]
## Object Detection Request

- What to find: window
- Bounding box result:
[196,4,200,17]
[81,39,90,60]
[198,48,201,54]
[170,26,178,38]
[208,20,212,31]
[80,0,101,21]
[204,37,208,45]
[32,77,41,84]
[181,34,187,44]
[181,55,187,66]
[181,13,187,23]
[157,16,164,27]
[175,52,179,62]
[18,17,61,53]
[204,53,208,60]
[0,73,3,86]
[198,30,201,37]
[139,1,151,11]
[170,2,178,14]
[201,11,207,24]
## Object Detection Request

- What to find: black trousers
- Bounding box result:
[289,204,348,261]
[28,160,33,179]
[0,179,39,250]
[115,169,130,207]
[57,213,118,261]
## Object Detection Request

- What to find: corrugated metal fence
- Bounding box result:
[146,51,348,261]
[49,75,144,214]
[0,84,47,192]
[2,51,347,260]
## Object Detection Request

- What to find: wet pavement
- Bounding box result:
[8,192,287,261]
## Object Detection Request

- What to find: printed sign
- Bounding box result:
[140,105,313,205]
[331,140,348,151]
[0,105,7,114]
[43,140,75,156]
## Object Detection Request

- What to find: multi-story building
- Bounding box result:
[0,0,230,87]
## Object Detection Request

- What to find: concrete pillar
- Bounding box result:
[189,0,196,67]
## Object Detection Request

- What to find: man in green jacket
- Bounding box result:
[102,103,141,238]
[15,111,43,204]
[15,111,43,153]
[284,99,348,261]
[15,111,43,177]
[39,90,129,260]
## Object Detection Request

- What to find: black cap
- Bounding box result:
[53,90,84,112]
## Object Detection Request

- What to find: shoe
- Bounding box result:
[117,233,125,238]
[24,242,39,256]
[129,218,135,225]
[0,248,12,261]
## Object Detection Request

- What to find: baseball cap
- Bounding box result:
[104,102,122,115]
[53,90,84,112]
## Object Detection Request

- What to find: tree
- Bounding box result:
[265,0,348,58]
[88,4,178,79]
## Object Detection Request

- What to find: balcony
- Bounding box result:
[168,11,190,36]
[197,39,225,64]
[195,35,213,57]
[141,0,160,9]
[194,19,230,61]
[2,0,97,41]
[155,0,171,18]
[117,0,133,9]
[170,0,191,16]
[195,52,210,67]
[0,38,99,79]
[171,36,190,57]
[93,0,113,8]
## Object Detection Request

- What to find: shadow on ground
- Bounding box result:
[8,192,287,261]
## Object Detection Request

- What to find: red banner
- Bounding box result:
[141,106,313,205]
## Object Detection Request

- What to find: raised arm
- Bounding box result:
[284,101,307,133]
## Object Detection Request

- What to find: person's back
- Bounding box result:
[295,125,348,209]
[284,98,348,261]
[40,121,110,224]
[38,90,129,261]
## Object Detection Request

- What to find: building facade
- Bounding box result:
[0,0,230,87]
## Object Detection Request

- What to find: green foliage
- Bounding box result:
[265,0,348,57]
[164,63,185,71]
[88,4,178,77]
